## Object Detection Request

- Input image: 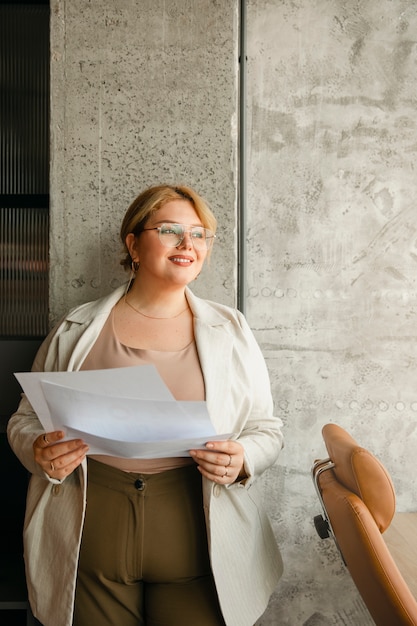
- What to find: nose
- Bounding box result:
[177,230,193,249]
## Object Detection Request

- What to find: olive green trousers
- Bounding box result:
[73,459,225,626]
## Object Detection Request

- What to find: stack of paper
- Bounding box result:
[15,365,230,458]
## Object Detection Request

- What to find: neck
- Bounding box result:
[125,282,188,319]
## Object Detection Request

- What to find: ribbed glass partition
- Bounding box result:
[1,206,49,337]
[0,3,50,337]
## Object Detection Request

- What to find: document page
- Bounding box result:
[15,365,231,458]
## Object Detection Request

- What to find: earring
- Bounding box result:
[124,260,139,297]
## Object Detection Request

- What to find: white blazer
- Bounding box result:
[8,285,284,626]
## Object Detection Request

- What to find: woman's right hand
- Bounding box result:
[33,430,89,480]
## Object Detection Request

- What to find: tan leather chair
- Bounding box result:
[312,423,417,626]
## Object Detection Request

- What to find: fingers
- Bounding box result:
[34,431,89,480]
[37,430,65,448]
[190,440,244,484]
[46,445,89,480]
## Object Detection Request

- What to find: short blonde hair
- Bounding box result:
[120,184,217,269]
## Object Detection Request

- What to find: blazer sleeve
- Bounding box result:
[229,309,284,488]
[7,320,68,479]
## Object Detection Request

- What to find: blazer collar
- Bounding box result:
[185,287,232,326]
[64,285,231,327]
[65,285,126,324]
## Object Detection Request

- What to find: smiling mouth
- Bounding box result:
[169,257,193,264]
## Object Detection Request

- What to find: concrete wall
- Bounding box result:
[249,1,417,624]
[50,1,417,624]
[50,0,239,323]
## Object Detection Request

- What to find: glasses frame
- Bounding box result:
[141,223,216,250]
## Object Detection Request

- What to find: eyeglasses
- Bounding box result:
[142,223,216,250]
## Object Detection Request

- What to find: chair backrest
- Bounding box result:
[312,423,417,626]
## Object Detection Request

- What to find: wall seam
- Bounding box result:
[238,0,247,314]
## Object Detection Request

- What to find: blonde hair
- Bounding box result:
[120,184,217,269]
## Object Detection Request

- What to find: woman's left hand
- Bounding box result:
[190,440,245,484]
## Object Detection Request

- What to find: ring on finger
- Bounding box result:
[43,434,50,445]
[226,454,232,467]
[50,461,55,472]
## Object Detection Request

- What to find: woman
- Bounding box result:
[8,184,284,626]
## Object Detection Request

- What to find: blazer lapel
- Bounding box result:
[186,289,234,435]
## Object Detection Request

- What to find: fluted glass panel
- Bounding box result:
[0,4,49,337]
[1,207,49,336]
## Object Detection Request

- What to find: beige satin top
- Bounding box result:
[80,306,205,473]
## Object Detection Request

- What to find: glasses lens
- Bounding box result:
[159,224,214,250]
[159,224,183,247]
[190,226,208,250]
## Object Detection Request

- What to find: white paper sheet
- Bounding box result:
[15,365,232,458]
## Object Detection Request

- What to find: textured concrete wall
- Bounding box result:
[249,1,417,624]
[50,0,239,323]
[50,0,417,625]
